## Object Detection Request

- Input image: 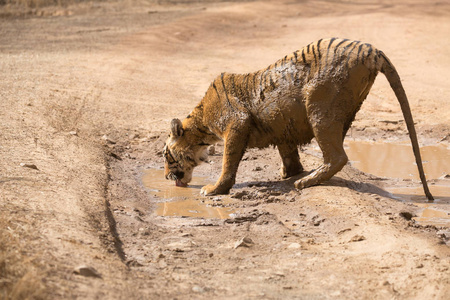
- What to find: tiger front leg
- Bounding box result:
[201,127,249,196]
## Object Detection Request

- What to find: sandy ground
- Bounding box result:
[1,0,450,299]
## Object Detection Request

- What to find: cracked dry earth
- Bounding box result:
[1,0,449,299]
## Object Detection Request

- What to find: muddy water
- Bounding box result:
[345,141,450,227]
[142,169,235,219]
[413,203,450,227]
[345,141,450,181]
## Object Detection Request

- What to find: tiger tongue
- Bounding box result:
[175,179,188,188]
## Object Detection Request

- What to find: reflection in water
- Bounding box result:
[388,185,450,204]
[142,169,235,219]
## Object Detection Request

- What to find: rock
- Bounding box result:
[126,259,143,267]
[234,237,254,249]
[73,265,102,278]
[102,135,116,144]
[207,145,215,155]
[349,235,366,242]
[439,174,450,180]
[287,242,301,249]
[440,135,449,142]
[399,211,415,221]
[437,230,450,240]
[231,190,249,200]
[129,133,140,139]
[166,241,193,252]
[337,228,352,235]
[192,286,205,293]
[19,163,38,170]
[69,131,77,136]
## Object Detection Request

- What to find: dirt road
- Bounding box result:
[1,0,449,299]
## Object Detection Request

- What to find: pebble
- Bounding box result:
[73,265,102,278]
[349,235,366,242]
[20,163,38,170]
[207,145,215,155]
[102,135,116,144]
[287,243,301,249]
[234,237,254,249]
[192,286,205,293]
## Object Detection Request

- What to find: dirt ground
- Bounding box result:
[1,0,450,299]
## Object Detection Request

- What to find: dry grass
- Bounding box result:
[0,215,46,300]
[0,0,90,9]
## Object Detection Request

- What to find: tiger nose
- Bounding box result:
[174,171,184,179]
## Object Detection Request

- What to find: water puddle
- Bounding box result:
[142,169,235,219]
[412,203,450,227]
[345,141,450,227]
[388,185,450,204]
[345,141,450,181]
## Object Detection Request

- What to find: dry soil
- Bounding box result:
[1,0,449,299]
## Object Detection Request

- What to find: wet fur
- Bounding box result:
[164,38,433,200]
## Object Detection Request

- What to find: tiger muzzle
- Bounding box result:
[166,171,184,181]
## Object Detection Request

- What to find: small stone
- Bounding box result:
[73,265,101,278]
[287,243,301,249]
[349,235,366,242]
[437,230,450,240]
[126,259,143,267]
[192,286,205,293]
[207,145,215,155]
[20,163,38,170]
[338,228,352,235]
[439,174,450,180]
[234,237,254,249]
[69,131,77,136]
[102,135,116,144]
[399,211,414,221]
[129,133,140,139]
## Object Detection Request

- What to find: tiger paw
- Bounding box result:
[200,184,218,196]
[200,184,230,196]
[294,179,306,190]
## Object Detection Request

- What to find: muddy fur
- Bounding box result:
[164,38,433,200]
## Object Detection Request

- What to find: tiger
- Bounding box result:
[163,38,434,201]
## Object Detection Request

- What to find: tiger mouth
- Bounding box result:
[166,172,189,187]
[175,179,188,187]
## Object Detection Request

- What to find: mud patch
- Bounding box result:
[142,169,235,219]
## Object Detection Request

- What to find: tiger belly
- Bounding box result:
[247,96,313,148]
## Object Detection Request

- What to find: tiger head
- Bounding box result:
[163,118,209,187]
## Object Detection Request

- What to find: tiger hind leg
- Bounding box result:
[294,122,348,189]
[277,143,304,179]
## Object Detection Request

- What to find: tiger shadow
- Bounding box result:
[231,171,393,200]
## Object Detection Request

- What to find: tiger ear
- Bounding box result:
[171,118,184,137]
